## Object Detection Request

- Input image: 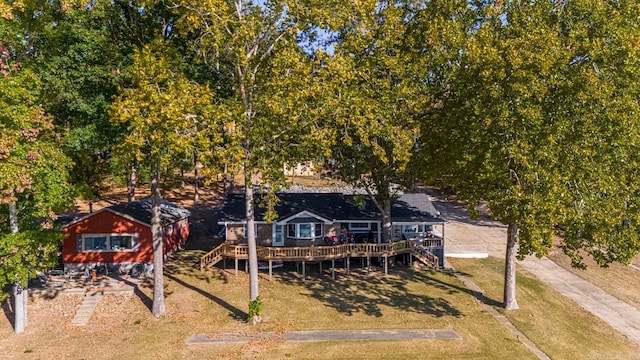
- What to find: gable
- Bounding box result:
[63,198,191,229]
[276,210,333,225]
[63,209,150,235]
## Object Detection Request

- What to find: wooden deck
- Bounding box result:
[200,239,441,276]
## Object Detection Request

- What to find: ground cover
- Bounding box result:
[0,251,538,360]
[545,247,640,312]
[448,257,640,360]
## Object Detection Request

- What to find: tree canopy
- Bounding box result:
[414,0,640,309]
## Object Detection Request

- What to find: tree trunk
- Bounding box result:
[151,160,166,317]
[193,152,200,203]
[503,222,519,310]
[223,163,228,195]
[245,172,260,323]
[9,193,26,334]
[127,164,137,202]
[9,196,18,234]
[381,200,392,243]
[13,284,25,334]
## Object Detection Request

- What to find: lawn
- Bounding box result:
[1,252,637,359]
[0,251,535,360]
[448,257,640,360]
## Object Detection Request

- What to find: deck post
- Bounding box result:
[245,259,248,273]
[367,256,370,274]
[302,261,306,280]
[235,258,238,276]
[269,260,272,281]
[347,257,350,275]
[319,261,323,274]
[409,252,413,267]
[384,255,388,274]
[331,259,335,280]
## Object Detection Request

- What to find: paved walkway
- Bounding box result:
[186,329,460,345]
[520,256,640,345]
[422,187,640,346]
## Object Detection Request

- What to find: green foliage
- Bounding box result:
[0,229,60,297]
[248,296,262,324]
[415,0,640,267]
[313,1,426,239]
[110,40,218,170]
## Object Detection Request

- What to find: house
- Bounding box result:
[218,192,445,265]
[61,198,191,274]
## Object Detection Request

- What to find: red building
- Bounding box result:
[62,199,190,274]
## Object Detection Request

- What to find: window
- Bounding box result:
[287,223,323,239]
[110,235,135,251]
[81,234,138,252]
[83,236,107,251]
[403,225,418,233]
[350,222,371,230]
[299,224,312,238]
[243,224,258,238]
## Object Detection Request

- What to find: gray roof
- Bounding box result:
[218,192,443,224]
[108,198,191,227]
[63,198,191,229]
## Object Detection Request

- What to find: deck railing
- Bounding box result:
[200,239,441,271]
[412,245,440,269]
[199,243,230,271]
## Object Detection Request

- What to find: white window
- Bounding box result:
[243,224,258,238]
[81,234,138,252]
[350,222,371,230]
[403,225,418,233]
[287,223,323,239]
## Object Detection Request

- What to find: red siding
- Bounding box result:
[163,218,190,254]
[62,209,189,265]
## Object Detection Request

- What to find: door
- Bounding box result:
[273,225,284,247]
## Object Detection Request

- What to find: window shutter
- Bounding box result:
[76,235,83,252]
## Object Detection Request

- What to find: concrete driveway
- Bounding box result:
[421,186,640,346]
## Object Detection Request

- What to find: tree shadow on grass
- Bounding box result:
[277,264,505,318]
[164,273,247,322]
[278,267,469,319]
[164,250,229,284]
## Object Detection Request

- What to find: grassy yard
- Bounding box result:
[1,253,637,359]
[448,257,640,360]
[0,251,535,360]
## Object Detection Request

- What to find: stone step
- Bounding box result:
[71,292,103,327]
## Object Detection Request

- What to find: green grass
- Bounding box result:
[1,252,636,359]
[448,257,640,360]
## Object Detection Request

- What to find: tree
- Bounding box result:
[0,43,73,332]
[33,0,172,199]
[179,0,321,323]
[413,0,640,309]
[318,1,425,241]
[110,42,217,317]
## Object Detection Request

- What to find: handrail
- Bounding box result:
[200,239,441,270]
[199,243,230,271]
[412,245,440,268]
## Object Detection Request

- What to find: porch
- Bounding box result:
[200,239,442,280]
